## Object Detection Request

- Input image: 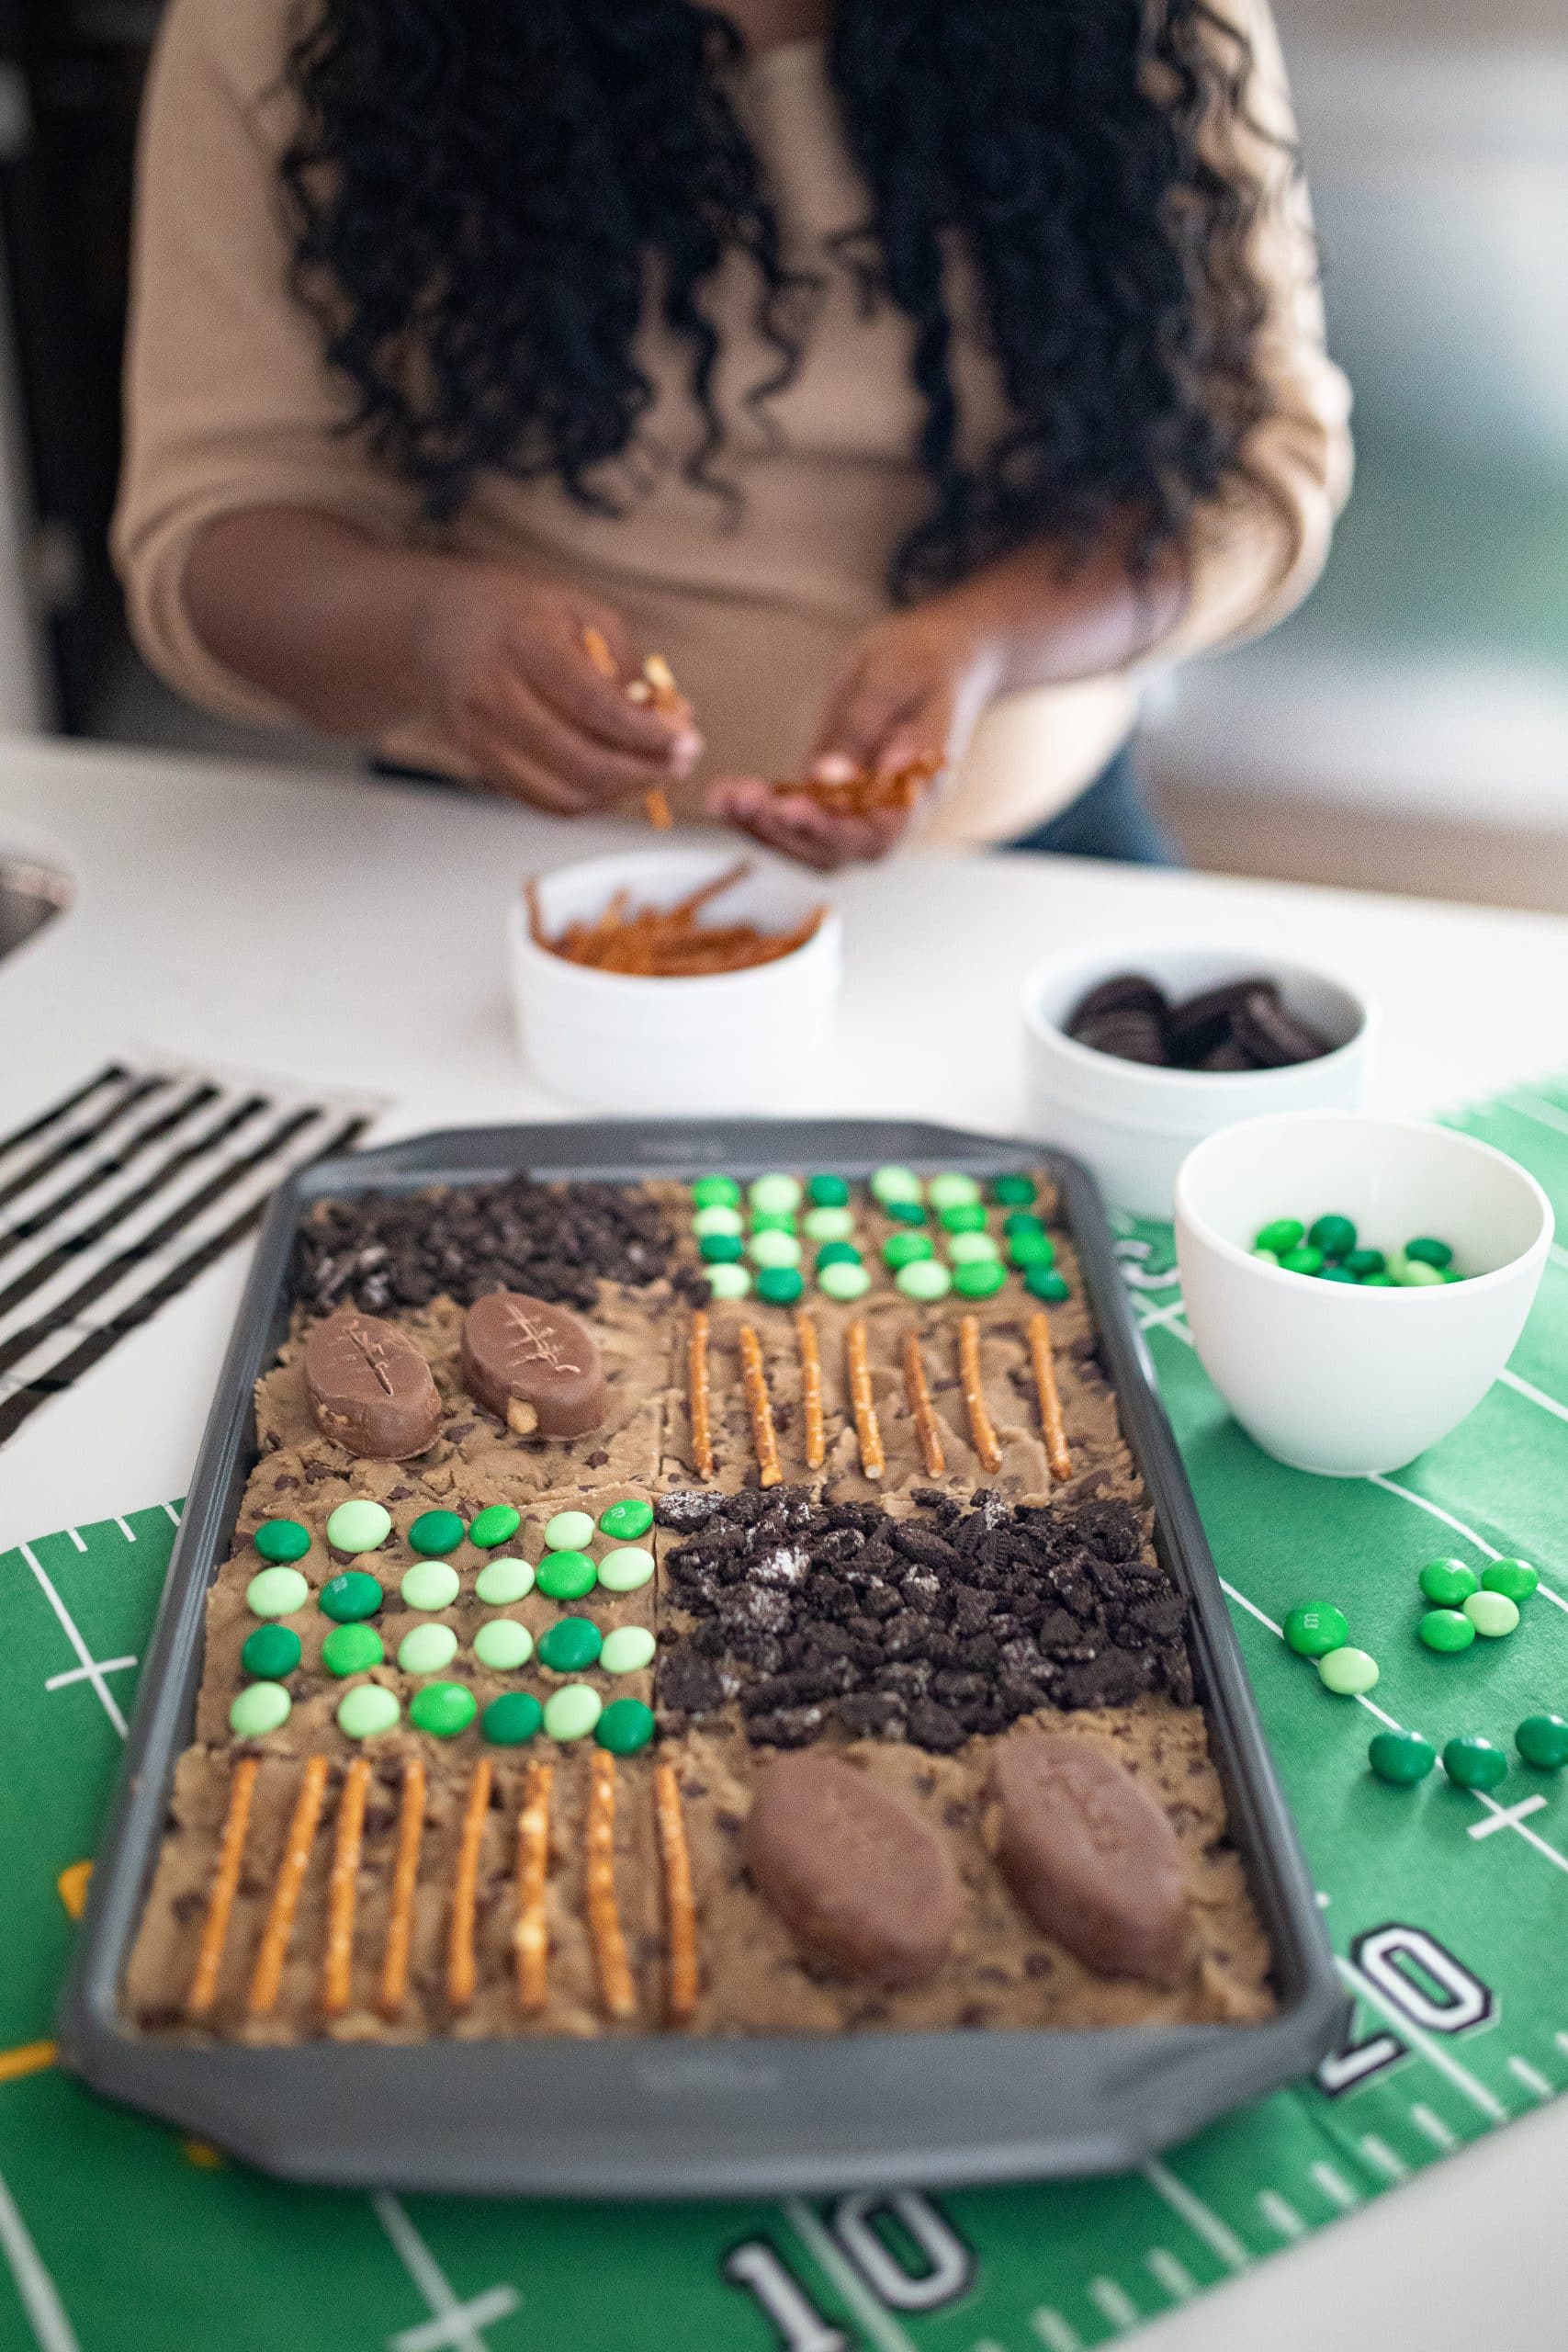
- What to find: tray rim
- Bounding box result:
[57,1114,1347,2196]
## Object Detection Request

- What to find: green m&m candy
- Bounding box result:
[1023,1267,1070,1303]
[536,1548,597,1600]
[749,1229,801,1270]
[1359,1273,1396,1287]
[819,1261,872,1302]
[928,1173,981,1210]
[1252,1248,1280,1267]
[545,1510,595,1550]
[538,1616,604,1674]
[691,1174,740,1208]
[482,1692,543,1746]
[948,1232,1000,1266]
[1484,1558,1539,1603]
[884,1196,928,1226]
[1279,1245,1325,1276]
[408,1509,465,1557]
[1442,1733,1507,1792]
[543,1684,602,1742]
[324,1499,391,1554]
[1009,1230,1055,1270]
[601,1626,656,1675]
[473,1618,533,1671]
[319,1570,383,1623]
[939,1203,987,1235]
[750,1209,798,1236]
[1317,1645,1379,1696]
[321,1622,384,1677]
[953,1260,1006,1300]
[1320,1267,1359,1284]
[816,1240,863,1270]
[884,1231,933,1270]
[410,1681,478,1737]
[700,1232,745,1263]
[1282,1601,1348,1657]
[254,1518,310,1564]
[229,1682,291,1739]
[241,1623,301,1680]
[807,1173,850,1207]
[1418,1558,1478,1607]
[1003,1210,1044,1238]
[599,1496,654,1542]
[399,1623,458,1676]
[337,1684,400,1739]
[245,1566,310,1620]
[1398,1260,1446,1288]
[993,1174,1037,1205]
[757,1266,805,1306]
[599,1545,655,1593]
[1517,1713,1568,1770]
[1308,1214,1357,1259]
[475,1555,535,1604]
[1418,1609,1475,1655]
[803,1205,854,1242]
[1255,1218,1304,1254]
[749,1174,802,1216]
[1368,1728,1436,1786]
[897,1260,952,1302]
[1405,1236,1453,1269]
[468,1504,521,1550]
[1344,1249,1386,1279]
[870,1166,921,1205]
[706,1262,751,1300]
[1463,1590,1519,1639]
[692,1203,743,1238]
[596,1698,656,1755]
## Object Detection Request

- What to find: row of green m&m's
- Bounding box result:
[1253,1213,1465,1287]
[1369,1716,1568,1789]
[1416,1555,1536,1651]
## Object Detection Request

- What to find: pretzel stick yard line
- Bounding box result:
[958,1314,1003,1475]
[378,1754,426,2021]
[654,1759,699,2026]
[739,1322,783,1488]
[1028,1308,1074,1482]
[247,1753,330,2017]
[846,1317,885,1481]
[515,1759,554,2015]
[321,1756,371,2018]
[186,1756,260,2021]
[581,626,675,831]
[585,1750,637,2021]
[688,1307,716,1482]
[902,1331,946,1479]
[447,1757,494,2012]
[795,1307,825,1472]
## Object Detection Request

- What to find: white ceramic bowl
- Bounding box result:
[1175,1111,1552,1476]
[509,849,841,1114]
[1020,936,1373,1218]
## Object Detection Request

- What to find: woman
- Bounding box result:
[115,0,1349,869]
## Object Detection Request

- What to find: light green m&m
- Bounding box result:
[927,1173,981,1210]
[544,1510,594,1551]
[599,1545,655,1593]
[468,1503,521,1550]
[1317,1645,1379,1696]
[750,1173,802,1216]
[543,1684,603,1742]
[870,1166,921,1206]
[229,1682,291,1738]
[254,1518,310,1563]
[750,1228,801,1270]
[601,1625,656,1675]
[246,1565,310,1620]
[706,1262,751,1301]
[400,1560,460,1612]
[1463,1590,1519,1639]
[337,1684,400,1739]
[692,1203,744,1238]
[896,1260,951,1302]
[399,1623,458,1676]
[818,1261,871,1302]
[948,1231,1000,1265]
[803,1204,854,1242]
[475,1555,535,1605]
[324,1499,391,1554]
[473,1618,534,1671]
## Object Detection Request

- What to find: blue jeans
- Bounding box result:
[1004,741,1178,865]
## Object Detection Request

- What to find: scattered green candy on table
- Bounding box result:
[1368,1728,1436,1785]
[1442,1733,1507,1792]
[253,1518,310,1564]
[245,1566,310,1620]
[321,1623,384,1677]
[928,1173,982,1210]
[953,1259,1007,1299]
[749,1229,801,1270]
[1022,1267,1070,1302]
[1418,1609,1475,1655]
[544,1510,595,1551]
[468,1504,521,1550]
[1009,1230,1056,1270]
[398,1623,458,1676]
[750,1209,798,1236]
[1254,1218,1304,1254]
[599,1545,655,1593]
[884,1196,928,1226]
[1418,1558,1478,1606]
[819,1261,872,1301]
[1517,1713,1568,1770]
[1405,1236,1453,1268]
[1463,1590,1520,1639]
[543,1684,603,1742]
[705,1263,751,1300]
[807,1173,849,1206]
[409,1681,478,1738]
[816,1239,863,1270]
[318,1570,383,1623]
[1282,1602,1348,1657]
[473,1618,534,1671]
[700,1233,745,1263]
[474,1555,535,1604]
[408,1509,465,1557]
[241,1623,301,1680]
[1308,1214,1357,1258]
[691,1174,740,1208]
[992,1173,1037,1204]
[601,1625,657,1675]
[1279,1245,1324,1276]
[1484,1558,1539,1602]
[599,1496,654,1541]
[749,1173,802,1215]
[229,1682,292,1738]
[324,1499,391,1554]
[1317,1645,1379,1696]
[757,1266,806,1306]
[870,1166,921,1205]
[536,1549,597,1600]
[803,1205,854,1242]
[596,1698,656,1755]
[538,1617,604,1674]
[337,1685,400,1739]
[948,1232,1001,1266]
[939,1202,988,1235]
[691,1204,744,1238]
[482,1691,543,1746]
[883,1231,933,1270]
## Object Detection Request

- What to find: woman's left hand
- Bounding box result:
[706,603,1005,870]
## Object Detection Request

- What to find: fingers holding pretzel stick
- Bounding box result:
[581,628,691,830]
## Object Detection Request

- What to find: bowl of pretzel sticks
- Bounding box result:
[510,849,841,1112]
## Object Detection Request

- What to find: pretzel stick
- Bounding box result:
[247,1753,330,2017]
[447,1757,493,2012]
[321,1757,371,2018]
[846,1317,885,1481]
[795,1307,825,1471]
[585,1749,637,2021]
[514,1759,554,2015]
[739,1322,782,1488]
[654,1758,699,2025]
[378,1753,426,2020]
[1028,1308,1074,1482]
[688,1307,716,1481]
[186,1756,259,2020]
[902,1331,946,1478]
[958,1314,1003,1474]
[582,628,678,831]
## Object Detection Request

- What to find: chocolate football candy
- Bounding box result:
[459,1291,607,1438]
[744,1753,961,1988]
[992,1730,1188,1985]
[302,1308,442,1459]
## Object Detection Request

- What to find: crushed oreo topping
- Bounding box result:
[656,1487,1190,1750]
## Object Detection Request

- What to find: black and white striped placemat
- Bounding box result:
[0,1061,378,1445]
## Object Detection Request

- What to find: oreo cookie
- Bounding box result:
[1065,967,1331,1074]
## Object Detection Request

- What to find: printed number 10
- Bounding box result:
[725,2194,976,2349]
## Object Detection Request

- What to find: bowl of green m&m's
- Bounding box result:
[1175,1111,1552,1475]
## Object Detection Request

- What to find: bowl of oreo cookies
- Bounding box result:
[1021,937,1372,1218]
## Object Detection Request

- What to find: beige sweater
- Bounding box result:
[114,0,1351,842]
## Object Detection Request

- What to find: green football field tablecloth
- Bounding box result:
[6,1079,1568,2352]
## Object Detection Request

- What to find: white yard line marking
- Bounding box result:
[1363,1475,1502,1559]
[0,2168,80,2352]
[1139,2158,1248,2273]
[1337,1956,1506,2123]
[1217,1580,1282,1637]
[1409,2106,1457,2154]
[1134,1304,1195,1348]
[371,2194,519,2352]
[1359,2136,1406,2181]
[1088,2278,1140,2333]
[1507,2057,1553,2102]
[43,1656,136,1694]
[1555,2030,1568,2060]
[63,1528,85,1554]
[1145,2248,1196,2300]
[162,1502,182,1525]
[1308,2163,1358,2211]
[1470,1795,1549,1839]
[1256,2191,1305,2241]
[1470,1792,1568,1875]
[1499,1091,1568,1140]
[1029,2311,1083,2352]
[1498,1367,1568,1428]
[782,2200,919,2352]
[113,1519,136,1543]
[17,1544,127,1737]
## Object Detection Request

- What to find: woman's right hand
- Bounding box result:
[414,563,702,814]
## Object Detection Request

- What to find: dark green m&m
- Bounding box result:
[700,1232,745,1262]
[538,1616,604,1674]
[1308,1214,1357,1259]
[1442,1733,1507,1792]
[1023,1267,1070,1303]
[241,1623,301,1679]
[1368,1728,1436,1785]
[408,1509,465,1557]
[319,1570,383,1623]
[993,1174,1037,1204]
[807,1173,849,1206]
[816,1240,863,1270]
[595,1698,656,1755]
[1517,1713,1568,1770]
[254,1517,310,1564]
[757,1265,805,1306]
[483,1691,544,1746]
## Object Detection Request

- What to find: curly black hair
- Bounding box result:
[279,0,1283,599]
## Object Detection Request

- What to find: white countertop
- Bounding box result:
[4,732,1568,2348]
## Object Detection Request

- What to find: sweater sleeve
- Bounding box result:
[1143,0,1354,668]
[111,0,420,725]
